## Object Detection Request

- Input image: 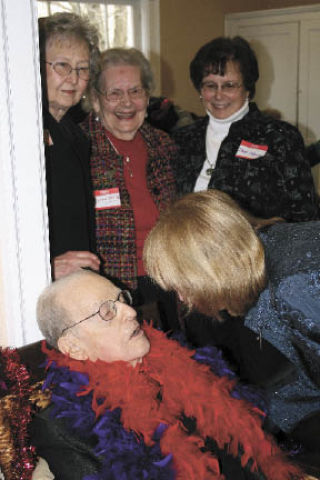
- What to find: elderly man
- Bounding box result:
[31,270,301,480]
[36,267,149,366]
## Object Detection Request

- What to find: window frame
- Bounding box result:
[36,0,161,93]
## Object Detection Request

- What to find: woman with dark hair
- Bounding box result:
[39,12,101,280]
[144,189,320,475]
[172,36,319,222]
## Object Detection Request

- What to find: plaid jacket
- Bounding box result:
[82,113,177,289]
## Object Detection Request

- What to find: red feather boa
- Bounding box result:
[44,325,302,480]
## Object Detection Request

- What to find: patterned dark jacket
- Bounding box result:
[81,113,177,289]
[172,103,319,222]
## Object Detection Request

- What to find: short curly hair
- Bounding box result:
[38,12,100,78]
[91,47,154,94]
[190,36,259,99]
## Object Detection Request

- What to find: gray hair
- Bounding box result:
[38,12,100,77]
[37,274,77,349]
[90,47,154,99]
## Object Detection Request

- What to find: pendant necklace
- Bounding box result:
[124,155,133,178]
[206,158,215,176]
[107,136,134,178]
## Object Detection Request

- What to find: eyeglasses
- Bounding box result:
[45,61,90,81]
[98,86,146,103]
[201,81,242,95]
[60,290,133,336]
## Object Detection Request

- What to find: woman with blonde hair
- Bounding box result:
[144,189,320,475]
[144,189,268,319]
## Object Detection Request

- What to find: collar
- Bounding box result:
[207,98,249,128]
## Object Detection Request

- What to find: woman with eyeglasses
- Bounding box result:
[172,36,319,222]
[38,13,101,280]
[80,48,179,332]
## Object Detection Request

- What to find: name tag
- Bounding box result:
[236,140,268,160]
[94,188,121,210]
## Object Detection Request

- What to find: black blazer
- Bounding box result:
[30,405,101,479]
[44,108,96,259]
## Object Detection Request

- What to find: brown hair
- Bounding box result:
[38,12,100,68]
[144,190,280,318]
[38,12,100,108]
[190,36,259,99]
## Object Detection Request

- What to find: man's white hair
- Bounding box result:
[37,270,97,348]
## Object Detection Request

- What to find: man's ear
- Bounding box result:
[57,334,88,361]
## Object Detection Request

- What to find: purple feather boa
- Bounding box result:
[44,340,267,479]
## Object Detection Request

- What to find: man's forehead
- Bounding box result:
[60,273,119,309]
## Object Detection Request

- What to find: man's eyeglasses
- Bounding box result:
[60,290,133,336]
[201,81,242,96]
[45,61,90,81]
[98,86,146,103]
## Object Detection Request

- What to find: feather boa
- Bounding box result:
[42,325,302,480]
[0,348,36,479]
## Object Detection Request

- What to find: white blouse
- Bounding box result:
[194,99,249,192]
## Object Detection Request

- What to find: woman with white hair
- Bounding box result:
[81,47,178,331]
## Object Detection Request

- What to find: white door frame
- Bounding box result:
[225,4,320,28]
[0,0,161,347]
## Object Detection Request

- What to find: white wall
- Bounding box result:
[0,0,51,347]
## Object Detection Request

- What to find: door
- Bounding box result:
[225,6,320,193]
[229,21,299,126]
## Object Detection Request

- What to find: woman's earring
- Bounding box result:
[199,95,203,100]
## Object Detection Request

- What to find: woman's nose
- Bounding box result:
[65,69,78,84]
[213,87,223,99]
[119,92,132,105]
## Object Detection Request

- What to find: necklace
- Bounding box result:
[107,135,134,178]
[206,157,215,176]
[124,156,133,178]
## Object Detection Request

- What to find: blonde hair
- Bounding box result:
[144,190,274,318]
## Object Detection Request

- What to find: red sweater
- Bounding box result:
[108,130,159,276]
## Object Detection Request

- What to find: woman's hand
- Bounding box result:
[52,251,100,280]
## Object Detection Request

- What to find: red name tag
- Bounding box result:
[236,140,268,160]
[94,188,121,210]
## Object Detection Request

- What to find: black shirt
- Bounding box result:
[44,109,95,258]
